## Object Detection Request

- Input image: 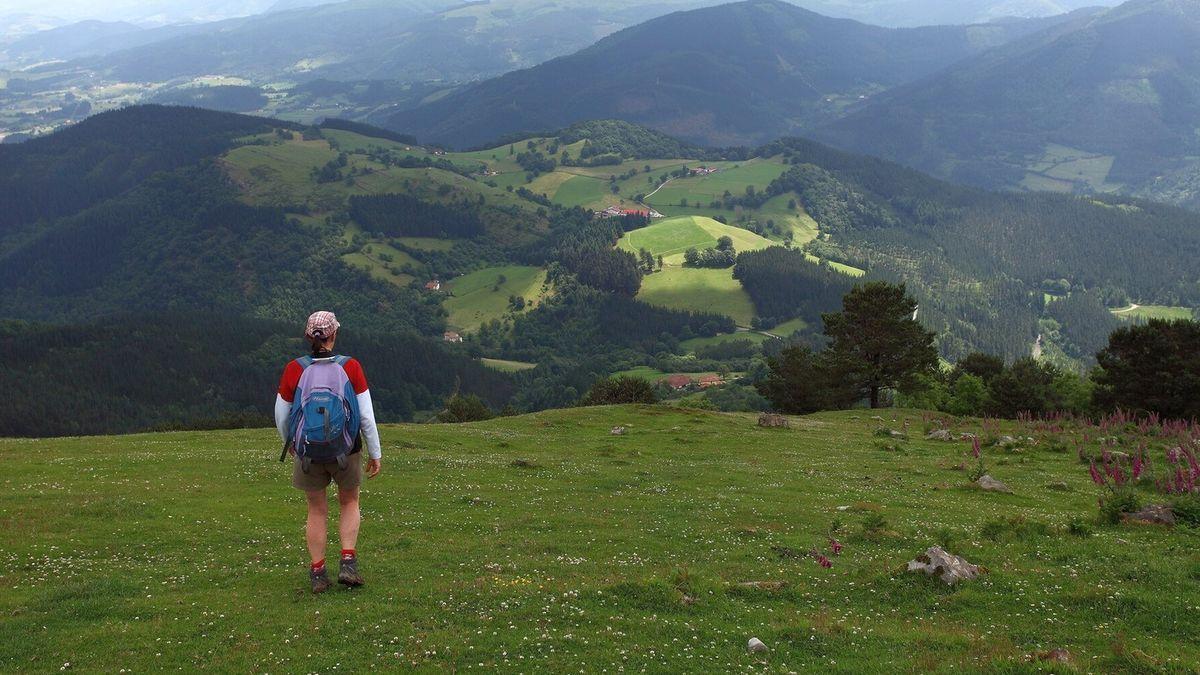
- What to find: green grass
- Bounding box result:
[3,406,1198,671]
[638,267,757,327]
[480,358,538,372]
[643,159,789,211]
[444,265,549,333]
[610,368,722,383]
[618,216,774,264]
[679,331,775,353]
[764,318,808,336]
[1111,304,1194,321]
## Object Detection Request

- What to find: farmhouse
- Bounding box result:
[424,280,442,292]
[689,166,718,176]
[443,331,463,343]
[661,374,693,390]
[698,374,724,389]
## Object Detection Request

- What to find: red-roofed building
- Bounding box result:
[424,280,441,291]
[662,374,693,390]
[698,374,724,389]
[443,331,463,343]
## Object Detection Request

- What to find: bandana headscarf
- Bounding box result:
[305,311,340,340]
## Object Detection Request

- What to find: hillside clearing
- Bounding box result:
[2,406,1197,671]
[444,265,549,333]
[1111,304,1193,321]
[617,215,774,265]
[637,268,757,327]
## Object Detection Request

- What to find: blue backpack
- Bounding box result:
[287,355,361,472]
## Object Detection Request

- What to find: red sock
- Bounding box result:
[311,559,325,572]
[341,549,356,560]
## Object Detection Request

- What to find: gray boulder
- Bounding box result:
[1123,504,1175,526]
[906,546,982,585]
[975,475,1012,493]
[747,637,768,653]
[925,429,954,441]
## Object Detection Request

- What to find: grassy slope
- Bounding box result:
[617,216,770,327]
[2,406,1197,671]
[1111,305,1193,321]
[444,265,549,333]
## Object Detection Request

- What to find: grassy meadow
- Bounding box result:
[444,265,549,333]
[2,406,1199,672]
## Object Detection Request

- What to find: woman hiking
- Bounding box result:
[274,311,382,593]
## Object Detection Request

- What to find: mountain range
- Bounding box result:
[386,0,1081,148]
[815,0,1200,207]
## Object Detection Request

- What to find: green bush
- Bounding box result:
[582,375,658,406]
[1099,488,1141,524]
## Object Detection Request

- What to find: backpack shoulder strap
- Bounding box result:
[332,355,351,367]
[297,356,315,369]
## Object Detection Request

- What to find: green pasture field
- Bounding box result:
[444,265,549,333]
[480,358,538,372]
[678,331,775,353]
[617,216,773,264]
[3,406,1198,672]
[637,267,758,327]
[1111,305,1194,321]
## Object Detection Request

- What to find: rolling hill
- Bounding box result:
[815,0,1200,208]
[386,0,1083,148]
[4,406,1199,669]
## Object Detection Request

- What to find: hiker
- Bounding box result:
[274,311,382,593]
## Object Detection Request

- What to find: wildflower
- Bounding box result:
[972,437,981,459]
[815,555,832,569]
[829,539,842,555]
[1088,461,1105,486]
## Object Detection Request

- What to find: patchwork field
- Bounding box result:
[444,265,550,333]
[638,268,758,327]
[618,216,774,264]
[3,406,1198,671]
[1111,304,1194,321]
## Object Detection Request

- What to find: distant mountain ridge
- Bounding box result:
[813,0,1200,207]
[385,0,1088,148]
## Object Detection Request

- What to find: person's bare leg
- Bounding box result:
[337,487,361,551]
[336,487,364,586]
[305,489,329,564]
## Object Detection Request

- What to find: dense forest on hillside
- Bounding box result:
[733,248,858,329]
[349,193,486,238]
[0,105,286,233]
[0,314,516,437]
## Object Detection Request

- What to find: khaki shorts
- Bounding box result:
[292,453,363,492]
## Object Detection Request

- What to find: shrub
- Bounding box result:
[1171,494,1200,527]
[582,375,658,406]
[436,394,494,423]
[1099,488,1141,524]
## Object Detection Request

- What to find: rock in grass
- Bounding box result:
[925,429,954,441]
[975,475,1012,493]
[736,581,788,591]
[610,426,627,436]
[906,546,981,585]
[1123,504,1175,526]
[758,413,789,428]
[747,637,768,653]
[1036,648,1071,664]
[1046,481,1071,491]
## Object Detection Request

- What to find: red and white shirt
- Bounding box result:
[274,355,382,460]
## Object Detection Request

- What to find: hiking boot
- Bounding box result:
[310,566,333,594]
[338,556,364,587]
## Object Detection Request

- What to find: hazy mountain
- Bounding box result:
[0,20,144,64]
[815,0,1200,207]
[792,0,1117,27]
[385,0,1083,148]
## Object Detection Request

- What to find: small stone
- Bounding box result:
[1045,481,1071,491]
[870,415,885,422]
[1037,648,1071,663]
[610,426,627,436]
[1123,504,1175,526]
[958,433,977,441]
[758,413,789,428]
[736,581,787,591]
[997,435,1017,446]
[906,546,982,585]
[925,429,954,441]
[747,637,768,653]
[836,505,851,511]
[975,475,1012,493]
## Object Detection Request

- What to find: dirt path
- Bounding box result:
[1032,334,1043,359]
[644,177,674,201]
[1111,303,1141,314]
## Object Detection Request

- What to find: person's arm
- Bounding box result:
[357,390,382,460]
[274,394,291,442]
[344,358,382,477]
